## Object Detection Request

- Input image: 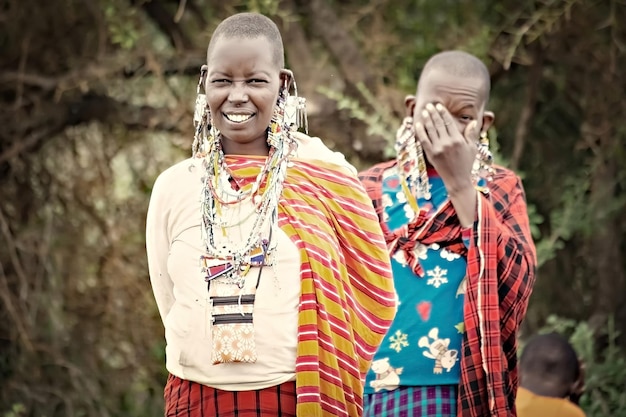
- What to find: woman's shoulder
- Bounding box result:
[150,157,203,196]
[290,132,358,175]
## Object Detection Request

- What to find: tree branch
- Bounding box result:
[0,52,205,93]
[0,94,188,164]
[0,210,34,353]
[131,0,195,50]
[511,48,543,170]
[297,0,375,93]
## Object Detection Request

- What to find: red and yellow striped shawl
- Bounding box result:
[227,156,396,417]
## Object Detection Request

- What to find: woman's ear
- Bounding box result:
[280,69,294,90]
[200,64,208,93]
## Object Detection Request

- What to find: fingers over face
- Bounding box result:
[414,121,432,155]
[421,107,439,142]
[435,103,456,135]
[426,103,449,137]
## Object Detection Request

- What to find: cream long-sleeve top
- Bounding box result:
[146,134,357,390]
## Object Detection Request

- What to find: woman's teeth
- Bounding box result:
[226,114,253,123]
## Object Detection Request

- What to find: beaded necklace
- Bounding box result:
[198,84,297,288]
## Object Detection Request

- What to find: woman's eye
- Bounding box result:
[211,79,231,84]
[248,79,268,84]
[459,115,473,122]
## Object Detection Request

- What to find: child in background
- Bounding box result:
[517,333,586,417]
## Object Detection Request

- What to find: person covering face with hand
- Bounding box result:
[359,50,537,417]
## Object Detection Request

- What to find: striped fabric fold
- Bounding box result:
[227,156,397,417]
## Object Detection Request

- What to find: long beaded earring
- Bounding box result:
[267,77,289,149]
[284,76,308,134]
[192,65,209,157]
[472,130,495,188]
[267,72,309,149]
[395,117,430,209]
[192,65,220,158]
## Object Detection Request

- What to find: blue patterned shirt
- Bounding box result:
[364,168,468,394]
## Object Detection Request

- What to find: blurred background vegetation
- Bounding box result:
[1,0,625,415]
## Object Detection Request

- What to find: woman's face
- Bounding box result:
[205,36,286,155]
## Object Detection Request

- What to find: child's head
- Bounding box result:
[520,333,582,399]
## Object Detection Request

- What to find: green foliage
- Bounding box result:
[2,404,25,417]
[104,0,140,50]
[538,316,626,417]
[497,0,584,69]
[245,0,280,15]
[533,172,591,266]
[364,0,495,92]
[525,203,545,241]
[317,84,400,157]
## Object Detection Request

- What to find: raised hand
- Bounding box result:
[414,102,479,227]
[414,102,478,194]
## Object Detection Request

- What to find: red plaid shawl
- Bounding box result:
[359,161,536,417]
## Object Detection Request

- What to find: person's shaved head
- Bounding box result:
[418,50,491,103]
[207,13,285,68]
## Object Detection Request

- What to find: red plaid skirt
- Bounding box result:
[164,374,297,417]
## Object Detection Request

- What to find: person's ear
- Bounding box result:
[200,64,208,93]
[404,95,416,118]
[481,111,495,134]
[280,69,294,90]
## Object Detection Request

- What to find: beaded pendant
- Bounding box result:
[200,238,271,286]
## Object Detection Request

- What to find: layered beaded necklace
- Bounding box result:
[196,83,297,288]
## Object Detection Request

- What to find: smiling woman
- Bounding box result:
[145,12,396,417]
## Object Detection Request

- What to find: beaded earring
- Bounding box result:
[267,80,287,149]
[284,77,308,134]
[192,65,209,157]
[267,73,308,149]
[472,130,495,189]
[395,117,431,208]
[192,65,219,158]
